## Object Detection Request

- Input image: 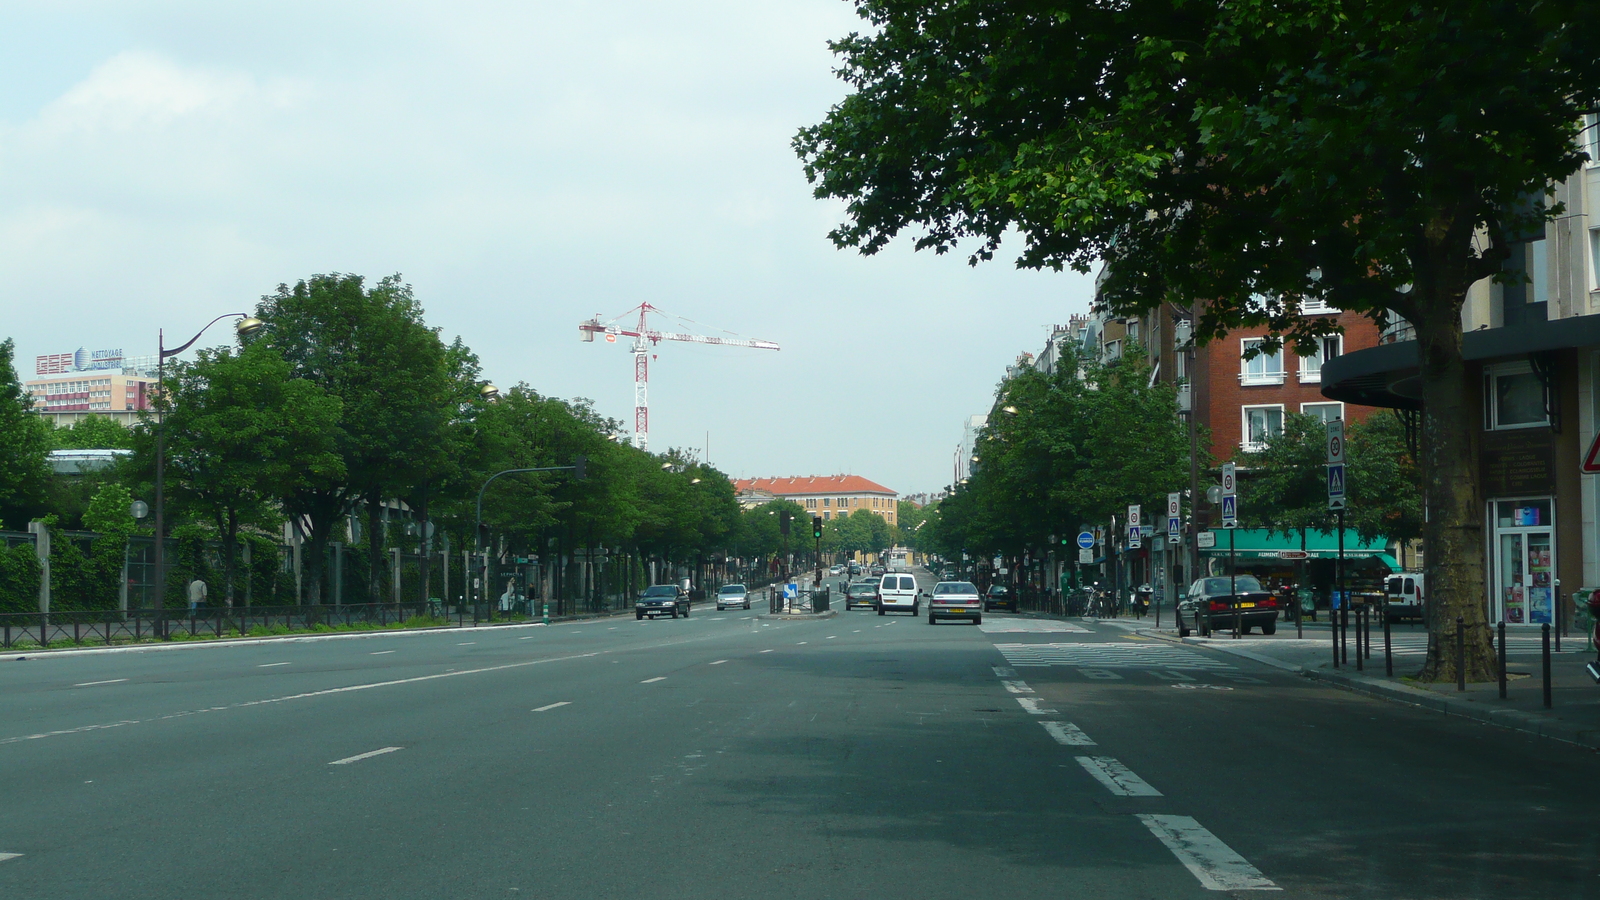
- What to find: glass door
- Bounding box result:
[1491,498,1554,625]
[1526,532,1554,625]
[1498,533,1526,624]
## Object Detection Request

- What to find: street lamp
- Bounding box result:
[153,313,264,638]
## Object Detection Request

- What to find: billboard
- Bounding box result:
[36,348,127,375]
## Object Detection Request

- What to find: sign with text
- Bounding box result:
[1167,492,1181,536]
[1079,547,1094,564]
[1197,531,1216,549]
[1326,418,1345,465]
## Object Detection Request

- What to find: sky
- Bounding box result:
[0,0,1096,497]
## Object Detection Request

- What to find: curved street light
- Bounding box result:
[153,313,264,638]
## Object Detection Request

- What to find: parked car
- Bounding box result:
[876,572,920,616]
[1177,575,1280,636]
[715,584,751,611]
[1385,573,1425,623]
[636,584,691,620]
[983,584,1017,613]
[844,581,879,611]
[929,581,982,625]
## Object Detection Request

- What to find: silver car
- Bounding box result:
[928,581,982,625]
[716,583,751,611]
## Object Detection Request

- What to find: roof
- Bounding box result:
[732,475,897,497]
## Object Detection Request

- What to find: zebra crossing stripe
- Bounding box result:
[1074,757,1161,796]
[1002,680,1034,694]
[1041,722,1095,746]
[1137,814,1279,891]
[1016,697,1058,715]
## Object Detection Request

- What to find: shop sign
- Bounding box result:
[1482,428,1554,496]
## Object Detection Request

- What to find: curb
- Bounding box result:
[1134,628,1600,752]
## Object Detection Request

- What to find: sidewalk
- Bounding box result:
[1122,618,1600,750]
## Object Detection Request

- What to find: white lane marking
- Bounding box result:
[73,679,127,687]
[370,650,395,655]
[329,746,404,765]
[0,649,608,748]
[0,852,20,862]
[457,642,476,646]
[1016,697,1058,715]
[532,702,571,712]
[796,641,808,645]
[519,636,537,640]
[992,666,1016,677]
[826,635,837,639]
[709,660,728,666]
[852,630,861,633]
[1001,680,1033,694]
[640,677,667,684]
[258,663,290,668]
[1137,814,1279,891]
[1079,668,1124,680]
[1041,722,1096,746]
[759,649,774,653]
[1074,757,1162,796]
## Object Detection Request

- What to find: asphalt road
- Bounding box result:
[2,571,1598,899]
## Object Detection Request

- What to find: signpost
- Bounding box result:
[1127,505,1142,549]
[1220,462,1239,637]
[1328,419,1347,668]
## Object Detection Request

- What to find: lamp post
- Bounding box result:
[474,456,585,621]
[152,314,264,639]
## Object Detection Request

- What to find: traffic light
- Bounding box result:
[573,454,587,481]
[812,516,823,539]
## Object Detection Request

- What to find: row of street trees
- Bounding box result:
[0,274,744,610]
[797,0,1600,680]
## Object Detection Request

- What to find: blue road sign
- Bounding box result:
[1127,526,1142,549]
[1076,531,1096,550]
[1327,463,1347,510]
[1220,493,1238,527]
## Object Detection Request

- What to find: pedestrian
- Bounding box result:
[187,577,207,616]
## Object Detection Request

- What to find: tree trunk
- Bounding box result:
[416,481,431,607]
[1414,310,1496,682]
[366,492,383,605]
[222,508,239,608]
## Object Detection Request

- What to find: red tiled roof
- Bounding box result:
[732,475,896,496]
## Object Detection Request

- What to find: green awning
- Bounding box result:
[1200,529,1395,568]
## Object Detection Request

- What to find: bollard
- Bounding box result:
[1332,596,1340,669]
[1543,623,1553,709]
[1554,584,1562,652]
[1383,608,1393,677]
[1456,616,1466,692]
[1497,621,1507,699]
[1355,606,1364,672]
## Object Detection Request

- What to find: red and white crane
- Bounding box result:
[579,302,779,451]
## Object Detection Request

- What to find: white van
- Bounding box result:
[1385,573,1425,623]
[877,572,921,616]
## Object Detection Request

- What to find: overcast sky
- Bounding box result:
[0,0,1095,496]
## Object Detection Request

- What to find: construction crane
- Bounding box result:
[579,302,779,451]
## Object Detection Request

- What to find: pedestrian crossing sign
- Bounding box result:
[1220,493,1237,528]
[1327,463,1346,510]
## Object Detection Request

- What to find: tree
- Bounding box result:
[0,338,52,528]
[797,1,1600,681]
[52,416,135,450]
[1243,414,1333,541]
[1346,413,1424,554]
[142,343,343,605]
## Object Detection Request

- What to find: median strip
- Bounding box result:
[1136,814,1278,891]
[329,746,403,766]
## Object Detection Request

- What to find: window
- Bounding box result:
[1590,229,1600,291]
[1299,296,1337,315]
[1484,362,1548,430]
[1301,402,1344,425]
[1298,335,1343,382]
[1586,113,1600,167]
[1240,339,1285,384]
[1242,405,1285,450]
[822,498,830,508]
[1104,339,1123,361]
[805,498,817,509]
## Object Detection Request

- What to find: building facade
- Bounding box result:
[26,372,155,427]
[731,475,898,526]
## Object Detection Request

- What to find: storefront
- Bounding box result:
[1489,498,1555,624]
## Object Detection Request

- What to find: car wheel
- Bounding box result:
[637,612,644,620]
[911,604,918,616]
[878,607,885,616]
[1199,618,1211,638]
[745,602,751,610]
[683,606,690,618]
[1178,621,1189,637]
[928,613,936,624]
[1262,620,1277,636]
[669,608,678,619]
[973,616,981,625]
[1240,624,1252,635]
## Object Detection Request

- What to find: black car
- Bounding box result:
[844,580,879,611]
[636,584,691,619]
[1177,575,1280,636]
[983,584,1017,613]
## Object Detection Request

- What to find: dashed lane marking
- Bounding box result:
[73,679,127,687]
[1075,757,1162,797]
[1137,814,1279,891]
[640,677,667,684]
[995,642,1235,670]
[709,660,728,665]
[457,642,476,646]
[258,663,290,668]
[370,650,395,655]
[0,853,20,863]
[329,746,403,766]
[992,666,1016,677]
[532,702,571,712]
[760,649,774,653]
[1001,680,1034,694]
[1015,697,1058,715]
[1041,722,1096,746]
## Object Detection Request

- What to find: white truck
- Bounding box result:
[1385,573,1425,623]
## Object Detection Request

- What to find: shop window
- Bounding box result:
[1483,362,1548,430]
[1240,339,1285,385]
[1301,402,1344,425]
[1242,405,1285,451]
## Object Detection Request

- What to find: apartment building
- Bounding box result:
[731,475,898,525]
[26,371,155,427]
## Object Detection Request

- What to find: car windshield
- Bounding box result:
[718,585,745,595]
[935,582,977,594]
[643,585,678,597]
[1196,575,1264,596]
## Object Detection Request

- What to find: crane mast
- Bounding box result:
[580,302,779,451]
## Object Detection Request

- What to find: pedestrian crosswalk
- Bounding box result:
[994,641,1236,670]
[1226,632,1582,657]
[978,620,1091,634]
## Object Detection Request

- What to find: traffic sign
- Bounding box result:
[1078,547,1094,564]
[1166,492,1181,536]
[1220,493,1238,527]
[1076,531,1095,550]
[1584,431,1600,474]
[1127,525,1142,549]
[1327,463,1346,510]
[1326,419,1345,465]
[1127,504,1141,528]
[1221,462,1237,497]
[1197,531,1216,549]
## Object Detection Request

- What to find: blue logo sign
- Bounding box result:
[1076,531,1096,550]
[1220,494,1238,526]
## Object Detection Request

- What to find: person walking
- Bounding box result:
[186,577,207,616]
